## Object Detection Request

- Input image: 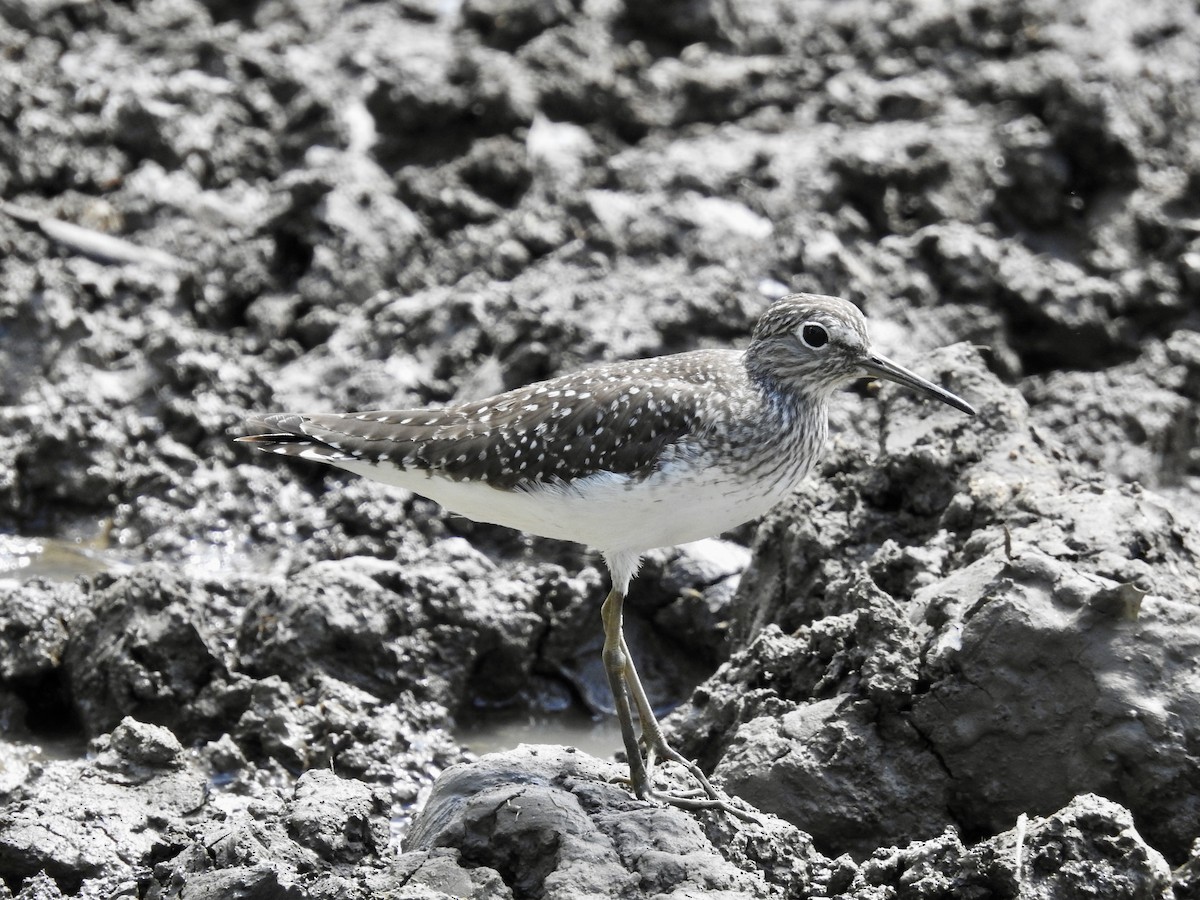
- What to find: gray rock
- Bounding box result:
[0,718,207,888]
[670,344,1200,859]
[406,744,815,899]
[287,770,390,864]
[2,0,1200,891]
[381,848,515,900]
[63,566,244,740]
[848,794,1171,899]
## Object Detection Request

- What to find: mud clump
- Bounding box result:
[1,0,1198,896]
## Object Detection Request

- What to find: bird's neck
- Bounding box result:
[740,355,829,456]
[743,351,827,421]
[729,354,831,484]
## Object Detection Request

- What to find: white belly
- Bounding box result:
[330,456,806,554]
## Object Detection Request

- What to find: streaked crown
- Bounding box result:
[747,292,976,417]
[746,293,872,393]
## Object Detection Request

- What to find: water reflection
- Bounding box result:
[456,706,623,760]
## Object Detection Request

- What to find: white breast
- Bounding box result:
[330,453,812,554]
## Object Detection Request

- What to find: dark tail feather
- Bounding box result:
[235,414,352,462]
[235,431,307,445]
[236,413,306,440]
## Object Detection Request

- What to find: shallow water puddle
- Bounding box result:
[0,533,125,582]
[455,705,623,760]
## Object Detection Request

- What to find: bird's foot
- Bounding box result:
[642,782,763,823]
[627,739,763,824]
[599,587,762,823]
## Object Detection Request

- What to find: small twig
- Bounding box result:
[1014,812,1028,888]
[0,200,185,271]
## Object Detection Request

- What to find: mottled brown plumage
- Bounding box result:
[244,351,745,490]
[239,292,975,819]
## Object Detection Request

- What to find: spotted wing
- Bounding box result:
[239,358,725,490]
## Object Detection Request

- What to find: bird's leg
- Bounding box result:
[601,586,761,823]
[617,634,760,822]
[618,634,713,796]
[600,586,650,798]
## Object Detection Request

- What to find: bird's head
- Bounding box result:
[746,293,975,415]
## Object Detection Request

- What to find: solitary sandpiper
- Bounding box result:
[238,293,975,819]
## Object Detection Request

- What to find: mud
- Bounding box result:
[1,0,1198,896]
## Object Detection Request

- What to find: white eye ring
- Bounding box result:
[800,323,829,349]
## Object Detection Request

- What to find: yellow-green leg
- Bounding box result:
[599,585,760,822]
[600,586,649,796]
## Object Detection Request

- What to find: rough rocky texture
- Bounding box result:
[404,744,814,899]
[671,344,1200,859]
[0,718,206,892]
[1,0,1199,896]
[400,748,1173,900]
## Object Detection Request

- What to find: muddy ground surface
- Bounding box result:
[1,0,1199,897]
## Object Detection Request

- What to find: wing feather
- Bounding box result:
[239,350,744,490]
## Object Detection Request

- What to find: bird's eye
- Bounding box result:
[800,323,829,349]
